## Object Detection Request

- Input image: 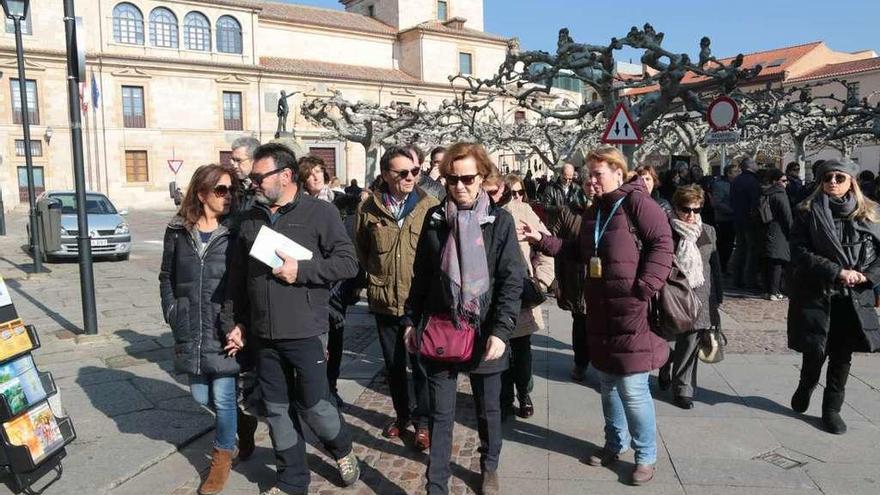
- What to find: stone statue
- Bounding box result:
[275,89,299,138]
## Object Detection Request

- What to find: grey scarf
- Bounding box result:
[810,192,856,267]
[440,192,492,327]
[670,218,705,288]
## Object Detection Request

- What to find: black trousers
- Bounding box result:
[256,336,353,494]
[799,297,860,406]
[374,313,430,428]
[764,259,786,295]
[425,364,503,495]
[326,315,345,393]
[501,334,532,407]
[572,313,589,368]
[716,221,735,274]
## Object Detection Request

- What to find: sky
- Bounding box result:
[281,0,880,59]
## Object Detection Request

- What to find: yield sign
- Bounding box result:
[601,103,642,144]
[167,159,183,174]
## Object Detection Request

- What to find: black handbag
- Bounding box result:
[521,277,547,310]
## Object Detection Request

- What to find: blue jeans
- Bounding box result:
[190,374,238,451]
[597,370,657,465]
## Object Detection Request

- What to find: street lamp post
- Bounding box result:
[2,0,42,272]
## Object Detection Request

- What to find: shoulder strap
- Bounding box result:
[620,194,644,252]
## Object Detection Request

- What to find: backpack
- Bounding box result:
[621,194,702,339]
[758,194,775,224]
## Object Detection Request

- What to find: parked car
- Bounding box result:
[33,191,131,261]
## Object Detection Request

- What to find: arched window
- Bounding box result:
[113,3,144,45]
[149,8,178,48]
[183,12,211,51]
[216,16,242,54]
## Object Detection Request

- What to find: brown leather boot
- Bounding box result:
[199,447,235,495]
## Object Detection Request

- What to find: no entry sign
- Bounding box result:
[707,96,739,131]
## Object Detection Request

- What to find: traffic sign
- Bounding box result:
[601,103,642,144]
[167,159,183,174]
[704,130,741,145]
[707,96,739,131]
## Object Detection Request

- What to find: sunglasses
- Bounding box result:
[445,174,479,186]
[212,184,232,197]
[511,190,524,198]
[390,167,420,180]
[247,167,286,185]
[823,173,849,184]
[677,207,702,214]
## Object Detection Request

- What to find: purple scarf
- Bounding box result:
[441,192,492,327]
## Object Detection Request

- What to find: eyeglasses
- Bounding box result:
[677,206,702,214]
[511,189,525,198]
[247,167,286,185]
[445,174,479,186]
[213,184,232,197]
[484,188,500,196]
[823,173,849,184]
[390,167,420,180]
[230,157,250,165]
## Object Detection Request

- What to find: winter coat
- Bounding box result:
[221,191,359,341]
[711,178,734,223]
[762,184,793,262]
[355,187,439,316]
[671,222,722,331]
[654,195,673,217]
[539,177,673,375]
[503,200,555,338]
[730,170,761,228]
[403,204,526,374]
[159,217,240,377]
[548,205,588,315]
[541,179,585,219]
[417,174,446,201]
[787,203,880,355]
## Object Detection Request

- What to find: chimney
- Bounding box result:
[443,17,467,30]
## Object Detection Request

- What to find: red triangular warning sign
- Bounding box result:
[601,103,642,145]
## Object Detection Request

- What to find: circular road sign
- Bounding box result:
[707,96,739,131]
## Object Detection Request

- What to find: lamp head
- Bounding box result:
[1,1,28,20]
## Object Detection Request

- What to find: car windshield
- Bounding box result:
[49,194,118,215]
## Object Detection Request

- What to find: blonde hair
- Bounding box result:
[799,176,880,222]
[586,145,628,174]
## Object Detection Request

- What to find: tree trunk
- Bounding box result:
[695,146,710,173]
[793,136,808,180]
[364,146,380,184]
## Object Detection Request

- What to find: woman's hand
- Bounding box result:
[839,269,867,287]
[482,335,506,362]
[517,220,542,244]
[224,324,245,357]
[404,326,419,354]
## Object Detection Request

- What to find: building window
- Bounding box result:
[4,4,32,35]
[847,82,861,103]
[122,86,146,128]
[125,150,149,183]
[184,12,211,51]
[367,5,375,17]
[149,7,178,48]
[10,79,39,125]
[216,16,242,54]
[223,91,243,130]
[437,1,448,21]
[514,110,525,124]
[14,139,42,157]
[113,3,144,45]
[459,52,472,75]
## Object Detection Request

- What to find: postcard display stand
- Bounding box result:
[0,277,75,492]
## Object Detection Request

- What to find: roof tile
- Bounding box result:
[260,56,420,84]
[788,57,880,83]
[258,1,396,35]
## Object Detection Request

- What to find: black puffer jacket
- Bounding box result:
[762,184,793,261]
[159,217,240,376]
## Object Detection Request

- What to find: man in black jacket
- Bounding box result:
[540,163,583,222]
[230,136,260,214]
[729,157,763,290]
[222,143,360,494]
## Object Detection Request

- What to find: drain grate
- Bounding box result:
[753,449,808,470]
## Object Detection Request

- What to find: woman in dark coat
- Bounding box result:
[635,165,673,217]
[761,169,794,300]
[403,143,525,495]
[788,159,880,435]
[523,146,673,486]
[159,164,251,495]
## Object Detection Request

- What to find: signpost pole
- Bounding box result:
[720,144,727,174]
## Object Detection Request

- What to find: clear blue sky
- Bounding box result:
[281,0,879,58]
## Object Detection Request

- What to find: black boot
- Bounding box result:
[821,360,851,435]
[791,353,824,413]
[237,408,259,460]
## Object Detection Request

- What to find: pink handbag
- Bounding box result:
[419,314,476,363]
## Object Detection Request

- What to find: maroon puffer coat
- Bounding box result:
[539,177,673,374]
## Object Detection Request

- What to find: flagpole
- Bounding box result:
[92,94,101,193]
[82,96,93,190]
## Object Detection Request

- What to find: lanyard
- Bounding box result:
[594,197,625,248]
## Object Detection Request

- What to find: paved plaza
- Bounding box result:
[0,209,879,494]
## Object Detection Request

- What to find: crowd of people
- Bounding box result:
[158,135,880,494]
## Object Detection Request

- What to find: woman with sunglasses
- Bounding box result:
[403,143,525,495]
[788,160,880,435]
[760,169,793,301]
[159,164,252,495]
[658,185,722,410]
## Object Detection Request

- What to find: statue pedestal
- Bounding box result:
[270,134,307,158]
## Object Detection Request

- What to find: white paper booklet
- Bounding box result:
[249,225,313,269]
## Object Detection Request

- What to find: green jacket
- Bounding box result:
[355,187,438,316]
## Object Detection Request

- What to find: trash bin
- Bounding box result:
[36,197,62,253]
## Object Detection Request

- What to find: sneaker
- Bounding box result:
[570,365,586,382]
[585,448,622,467]
[631,464,655,485]
[260,487,304,495]
[336,451,360,487]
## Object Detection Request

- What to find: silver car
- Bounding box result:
[39,191,131,261]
